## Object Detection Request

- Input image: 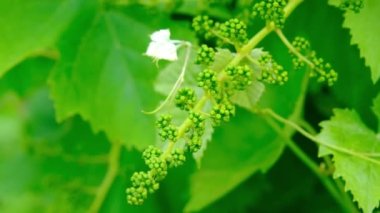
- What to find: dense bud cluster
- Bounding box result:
[339,0,363,13]
[192,15,215,39]
[146,157,168,180]
[186,112,206,153]
[197,69,219,94]
[290,37,338,86]
[252,0,288,28]
[189,112,205,130]
[130,172,159,194]
[126,145,167,205]
[196,44,215,65]
[257,53,288,85]
[291,37,310,69]
[142,146,162,164]
[309,53,338,86]
[175,88,196,111]
[166,149,186,168]
[156,115,178,142]
[126,169,161,205]
[126,185,148,205]
[217,18,248,45]
[225,65,253,90]
[210,101,236,126]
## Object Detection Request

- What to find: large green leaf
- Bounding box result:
[317,95,380,213]
[329,0,380,83]
[0,0,80,76]
[49,8,160,149]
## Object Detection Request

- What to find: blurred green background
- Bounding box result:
[0,0,379,212]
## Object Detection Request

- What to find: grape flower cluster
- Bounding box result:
[127,0,341,205]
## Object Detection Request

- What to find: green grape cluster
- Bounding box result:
[257,53,288,85]
[196,44,216,65]
[291,37,310,69]
[216,18,248,45]
[290,37,338,86]
[197,69,219,95]
[225,65,253,90]
[339,0,363,13]
[186,112,206,152]
[192,15,215,39]
[142,145,162,164]
[175,88,196,111]
[166,149,186,168]
[252,0,288,28]
[126,145,169,205]
[309,54,338,86]
[146,156,168,180]
[126,171,159,205]
[210,101,236,126]
[127,145,167,205]
[156,115,178,142]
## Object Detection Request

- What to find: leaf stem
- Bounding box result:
[275,29,328,76]
[263,116,351,212]
[88,141,121,213]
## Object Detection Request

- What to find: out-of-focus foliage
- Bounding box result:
[0,0,379,212]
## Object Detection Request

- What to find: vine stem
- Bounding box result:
[88,141,121,213]
[260,108,380,165]
[142,41,192,114]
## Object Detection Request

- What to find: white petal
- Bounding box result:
[145,41,178,61]
[150,29,170,42]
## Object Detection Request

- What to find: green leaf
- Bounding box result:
[0,57,54,97]
[372,94,380,132]
[230,80,265,110]
[49,9,160,149]
[317,103,380,213]
[210,48,234,72]
[339,0,380,83]
[0,0,80,76]
[211,48,266,110]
